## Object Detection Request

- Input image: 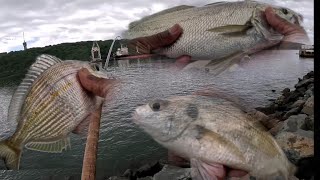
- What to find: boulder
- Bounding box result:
[282,114,307,132]
[275,132,314,164]
[283,107,302,120]
[153,165,191,180]
[305,115,314,131]
[295,78,314,89]
[302,96,314,115]
[290,100,305,109]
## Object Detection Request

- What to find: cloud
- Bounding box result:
[0,0,314,53]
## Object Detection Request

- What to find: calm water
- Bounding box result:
[0,50,314,179]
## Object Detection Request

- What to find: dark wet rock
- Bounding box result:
[283,107,302,120]
[269,121,284,136]
[268,111,285,120]
[137,177,153,180]
[305,115,314,131]
[282,88,291,96]
[301,96,314,115]
[282,114,307,132]
[302,71,314,80]
[153,165,191,180]
[123,169,133,178]
[276,132,314,164]
[108,177,128,180]
[261,118,280,130]
[135,161,164,178]
[290,100,305,109]
[271,89,276,93]
[294,78,314,89]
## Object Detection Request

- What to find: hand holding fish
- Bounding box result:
[265,7,310,48]
[78,68,118,98]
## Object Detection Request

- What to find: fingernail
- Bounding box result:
[169,24,181,36]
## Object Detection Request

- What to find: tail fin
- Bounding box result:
[0,141,21,170]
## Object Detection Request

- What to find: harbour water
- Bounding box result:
[0,50,313,179]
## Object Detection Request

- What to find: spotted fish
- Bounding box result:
[133,95,296,179]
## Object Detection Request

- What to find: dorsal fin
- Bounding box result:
[8,54,62,123]
[205,1,228,6]
[129,5,194,29]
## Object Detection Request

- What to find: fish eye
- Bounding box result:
[151,102,161,111]
[281,8,288,15]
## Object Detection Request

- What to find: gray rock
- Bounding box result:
[282,114,307,132]
[290,100,305,109]
[296,129,314,139]
[108,176,128,180]
[153,165,191,180]
[275,132,314,164]
[283,107,302,120]
[305,115,314,131]
[269,121,284,136]
[295,78,314,88]
[305,86,314,98]
[138,177,153,180]
[302,96,314,115]
[122,169,133,178]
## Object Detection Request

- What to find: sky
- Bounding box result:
[0,0,314,53]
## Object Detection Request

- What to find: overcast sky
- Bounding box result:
[0,0,314,53]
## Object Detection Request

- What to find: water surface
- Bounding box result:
[0,50,314,179]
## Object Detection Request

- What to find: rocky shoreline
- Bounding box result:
[108,71,314,180]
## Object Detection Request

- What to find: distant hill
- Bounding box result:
[0,40,121,86]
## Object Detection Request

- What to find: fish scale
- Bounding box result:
[0,54,106,170]
[124,1,302,74]
[133,95,296,179]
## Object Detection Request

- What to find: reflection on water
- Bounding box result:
[0,50,313,179]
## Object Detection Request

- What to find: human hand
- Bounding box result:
[127,24,192,69]
[77,68,119,98]
[265,7,310,48]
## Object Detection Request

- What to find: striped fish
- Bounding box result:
[0,54,107,170]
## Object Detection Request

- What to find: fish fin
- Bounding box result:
[129,5,194,29]
[8,54,62,124]
[205,51,246,76]
[190,158,226,180]
[205,2,229,6]
[207,24,253,36]
[0,141,22,170]
[72,115,91,135]
[182,60,211,71]
[25,137,71,153]
[194,125,245,162]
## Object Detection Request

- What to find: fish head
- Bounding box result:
[273,6,303,25]
[255,1,303,25]
[133,96,199,142]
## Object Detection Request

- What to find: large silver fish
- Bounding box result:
[0,54,108,170]
[123,1,302,74]
[133,95,296,179]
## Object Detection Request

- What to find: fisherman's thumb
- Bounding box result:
[0,141,21,170]
[78,68,119,98]
[294,156,314,179]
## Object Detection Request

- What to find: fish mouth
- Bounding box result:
[131,110,141,124]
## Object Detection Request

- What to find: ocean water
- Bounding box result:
[0,50,313,179]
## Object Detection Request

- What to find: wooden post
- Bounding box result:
[81,99,104,180]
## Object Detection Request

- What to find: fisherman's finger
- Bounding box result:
[128,24,183,54]
[173,55,192,69]
[265,7,302,36]
[78,68,119,98]
[227,169,248,177]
